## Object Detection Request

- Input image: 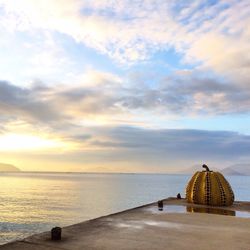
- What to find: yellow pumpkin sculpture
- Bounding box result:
[186,164,234,206]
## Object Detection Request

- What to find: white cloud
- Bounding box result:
[0,0,184,63]
[0,0,249,80]
[1,66,250,134]
[0,1,249,116]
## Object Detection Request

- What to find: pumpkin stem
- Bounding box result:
[202,164,210,171]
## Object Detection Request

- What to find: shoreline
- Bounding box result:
[1,197,250,249]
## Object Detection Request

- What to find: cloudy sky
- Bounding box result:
[0,0,250,172]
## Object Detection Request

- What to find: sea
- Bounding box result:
[0,172,249,245]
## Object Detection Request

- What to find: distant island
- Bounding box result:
[0,163,20,172]
[220,166,245,176]
[180,164,250,176]
[224,164,250,176]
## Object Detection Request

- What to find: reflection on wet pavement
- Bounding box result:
[186,206,235,216]
[145,205,250,218]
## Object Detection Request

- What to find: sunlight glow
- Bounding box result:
[0,134,63,151]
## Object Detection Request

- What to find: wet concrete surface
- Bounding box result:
[1,198,250,250]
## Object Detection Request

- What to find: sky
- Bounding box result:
[0,0,250,172]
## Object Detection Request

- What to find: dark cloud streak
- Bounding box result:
[0,80,64,123]
[1,72,250,128]
[21,126,250,171]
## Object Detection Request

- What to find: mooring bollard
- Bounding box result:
[51,227,62,241]
[158,200,163,211]
[177,193,181,199]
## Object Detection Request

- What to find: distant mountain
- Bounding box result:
[220,167,245,176]
[0,163,20,172]
[179,164,219,174]
[180,164,250,176]
[225,164,250,176]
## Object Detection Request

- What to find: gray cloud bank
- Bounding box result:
[0,81,63,123]
[7,126,250,172]
[86,126,250,161]
[1,70,250,126]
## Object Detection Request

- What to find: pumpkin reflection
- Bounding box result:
[186,206,236,216]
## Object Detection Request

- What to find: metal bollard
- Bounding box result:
[158,200,163,211]
[51,227,62,241]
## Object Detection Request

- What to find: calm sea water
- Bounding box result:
[0,173,249,245]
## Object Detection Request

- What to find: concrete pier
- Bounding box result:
[1,198,250,250]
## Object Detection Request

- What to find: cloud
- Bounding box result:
[0,0,248,69]
[1,76,250,171]
[158,73,250,115]
[0,81,64,123]
[6,125,250,172]
[178,0,250,85]
[185,32,250,85]
[0,0,249,98]
[2,1,184,64]
[0,71,123,126]
[1,67,250,132]
[117,71,250,115]
[83,126,250,170]
[0,0,248,118]
[87,126,250,161]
